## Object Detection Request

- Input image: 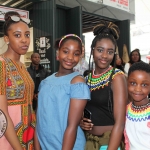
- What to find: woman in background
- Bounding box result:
[73,43,89,75]
[115,54,124,72]
[124,49,141,75]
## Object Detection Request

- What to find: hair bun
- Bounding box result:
[93,20,120,40]
[4,11,20,22]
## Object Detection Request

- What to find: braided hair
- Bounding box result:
[88,20,120,120]
[89,20,120,69]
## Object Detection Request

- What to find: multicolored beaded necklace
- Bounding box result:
[127,100,150,122]
[86,66,124,91]
[86,66,112,91]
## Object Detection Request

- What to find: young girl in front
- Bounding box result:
[35,34,90,150]
[124,61,150,150]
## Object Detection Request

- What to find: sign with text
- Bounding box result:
[0,6,29,21]
[103,0,129,12]
[35,36,51,73]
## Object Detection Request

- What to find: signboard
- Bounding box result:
[35,36,51,73]
[103,0,129,12]
[0,6,29,21]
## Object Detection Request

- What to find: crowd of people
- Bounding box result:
[0,11,150,150]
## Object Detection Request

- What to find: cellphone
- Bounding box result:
[84,108,92,120]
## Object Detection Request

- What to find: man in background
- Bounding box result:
[27,53,50,111]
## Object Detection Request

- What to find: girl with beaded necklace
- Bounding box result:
[124,61,150,150]
[80,21,128,150]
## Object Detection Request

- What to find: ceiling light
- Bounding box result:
[2,0,13,5]
[86,0,102,4]
[10,0,24,7]
[20,2,33,8]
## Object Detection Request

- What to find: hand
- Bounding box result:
[80,117,94,130]
[33,94,38,101]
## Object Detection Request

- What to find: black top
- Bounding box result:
[86,85,114,126]
[85,68,123,126]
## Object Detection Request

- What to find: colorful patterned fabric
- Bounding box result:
[127,102,150,122]
[0,55,36,150]
[125,102,150,150]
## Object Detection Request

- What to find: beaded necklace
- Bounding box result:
[132,100,150,110]
[127,101,150,122]
[92,66,112,77]
[86,67,123,91]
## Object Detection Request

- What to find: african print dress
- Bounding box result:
[0,55,36,150]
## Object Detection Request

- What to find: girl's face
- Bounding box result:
[131,51,140,63]
[128,70,150,106]
[58,39,81,71]
[93,38,115,74]
[4,21,30,55]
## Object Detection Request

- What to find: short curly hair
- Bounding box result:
[128,61,150,76]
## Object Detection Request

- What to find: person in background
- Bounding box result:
[34,34,90,150]
[124,62,150,150]
[27,52,50,111]
[115,54,124,72]
[73,43,89,75]
[80,21,127,150]
[0,11,35,150]
[124,49,141,75]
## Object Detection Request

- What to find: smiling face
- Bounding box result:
[128,70,150,106]
[93,38,115,74]
[4,21,30,56]
[58,39,81,73]
[131,51,140,63]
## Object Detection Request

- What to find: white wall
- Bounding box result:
[0,37,7,54]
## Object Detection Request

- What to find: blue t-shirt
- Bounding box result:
[36,72,90,150]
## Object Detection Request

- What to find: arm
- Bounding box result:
[34,127,41,150]
[0,95,22,150]
[62,76,88,150]
[108,74,128,150]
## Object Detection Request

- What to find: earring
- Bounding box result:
[6,42,9,45]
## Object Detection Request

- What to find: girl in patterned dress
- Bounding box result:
[0,11,35,150]
[124,62,150,150]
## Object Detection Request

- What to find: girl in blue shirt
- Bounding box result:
[34,34,90,150]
